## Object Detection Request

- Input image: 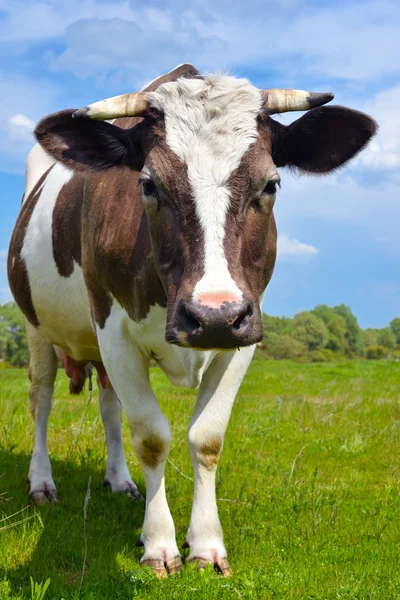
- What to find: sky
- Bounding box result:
[0,0,399,328]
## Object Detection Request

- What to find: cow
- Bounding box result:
[7,64,376,577]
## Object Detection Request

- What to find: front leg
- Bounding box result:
[186,345,256,575]
[96,314,180,577]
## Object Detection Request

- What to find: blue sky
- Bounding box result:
[0,0,399,327]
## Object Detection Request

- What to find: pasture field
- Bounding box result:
[1,356,400,599]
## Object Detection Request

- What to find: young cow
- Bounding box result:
[8,64,376,576]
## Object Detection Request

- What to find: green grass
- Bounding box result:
[1,356,400,599]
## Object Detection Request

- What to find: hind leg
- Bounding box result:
[99,381,142,500]
[26,321,59,504]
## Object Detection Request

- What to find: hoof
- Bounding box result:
[30,487,59,506]
[103,479,144,502]
[166,556,183,575]
[141,556,182,577]
[188,556,232,577]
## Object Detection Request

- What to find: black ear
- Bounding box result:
[34,109,146,171]
[270,106,377,174]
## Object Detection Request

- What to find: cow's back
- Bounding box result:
[8,150,100,362]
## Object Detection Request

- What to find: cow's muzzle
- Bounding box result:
[166,299,263,349]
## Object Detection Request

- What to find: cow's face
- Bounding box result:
[35,74,376,350]
[136,77,279,348]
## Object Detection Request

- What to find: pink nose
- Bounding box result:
[197,291,242,308]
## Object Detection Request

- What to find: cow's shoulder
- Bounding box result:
[82,168,166,329]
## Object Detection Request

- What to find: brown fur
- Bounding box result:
[200,438,222,469]
[81,168,167,327]
[224,124,278,306]
[52,174,85,276]
[138,435,167,468]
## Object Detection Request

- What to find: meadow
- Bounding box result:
[1,356,400,599]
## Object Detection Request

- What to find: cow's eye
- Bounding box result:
[142,179,159,198]
[263,177,280,195]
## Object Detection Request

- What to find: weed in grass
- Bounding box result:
[30,577,50,600]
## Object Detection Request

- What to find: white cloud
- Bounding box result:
[0,250,7,259]
[7,114,35,142]
[356,86,400,171]
[273,167,400,265]
[1,0,397,83]
[277,233,318,264]
[0,0,139,42]
[0,73,60,173]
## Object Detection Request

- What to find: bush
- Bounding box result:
[309,349,338,362]
[271,335,306,360]
[366,345,388,360]
[0,360,13,369]
[388,348,400,361]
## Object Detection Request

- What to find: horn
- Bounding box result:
[261,89,334,114]
[72,92,151,120]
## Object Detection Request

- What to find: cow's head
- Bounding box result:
[35,69,376,349]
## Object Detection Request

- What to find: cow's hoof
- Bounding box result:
[30,486,59,505]
[103,479,144,502]
[166,555,183,575]
[188,556,232,577]
[141,556,182,577]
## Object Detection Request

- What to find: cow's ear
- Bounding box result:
[270,106,377,174]
[34,109,146,171]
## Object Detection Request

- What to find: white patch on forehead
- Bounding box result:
[150,75,262,302]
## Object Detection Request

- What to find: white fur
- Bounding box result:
[99,381,138,495]
[96,298,256,565]
[151,75,262,303]
[20,162,100,361]
[24,143,55,200]
[96,300,180,563]
[26,320,58,502]
[186,344,256,562]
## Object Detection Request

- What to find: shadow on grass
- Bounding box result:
[0,448,148,598]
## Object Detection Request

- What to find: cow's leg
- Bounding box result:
[99,380,142,500]
[96,319,180,577]
[186,345,256,575]
[26,321,59,505]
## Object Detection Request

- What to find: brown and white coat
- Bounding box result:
[8,64,376,576]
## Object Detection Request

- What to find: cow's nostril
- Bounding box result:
[181,306,201,335]
[232,303,253,331]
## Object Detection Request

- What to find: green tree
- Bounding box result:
[363,329,378,348]
[292,311,329,351]
[0,302,29,367]
[312,305,347,352]
[333,304,365,356]
[262,314,293,337]
[376,327,396,350]
[389,317,400,345]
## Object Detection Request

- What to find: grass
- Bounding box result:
[0,355,400,599]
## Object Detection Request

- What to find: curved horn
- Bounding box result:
[72,92,151,120]
[261,89,334,114]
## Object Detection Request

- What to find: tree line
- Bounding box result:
[261,304,400,361]
[1,301,400,367]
